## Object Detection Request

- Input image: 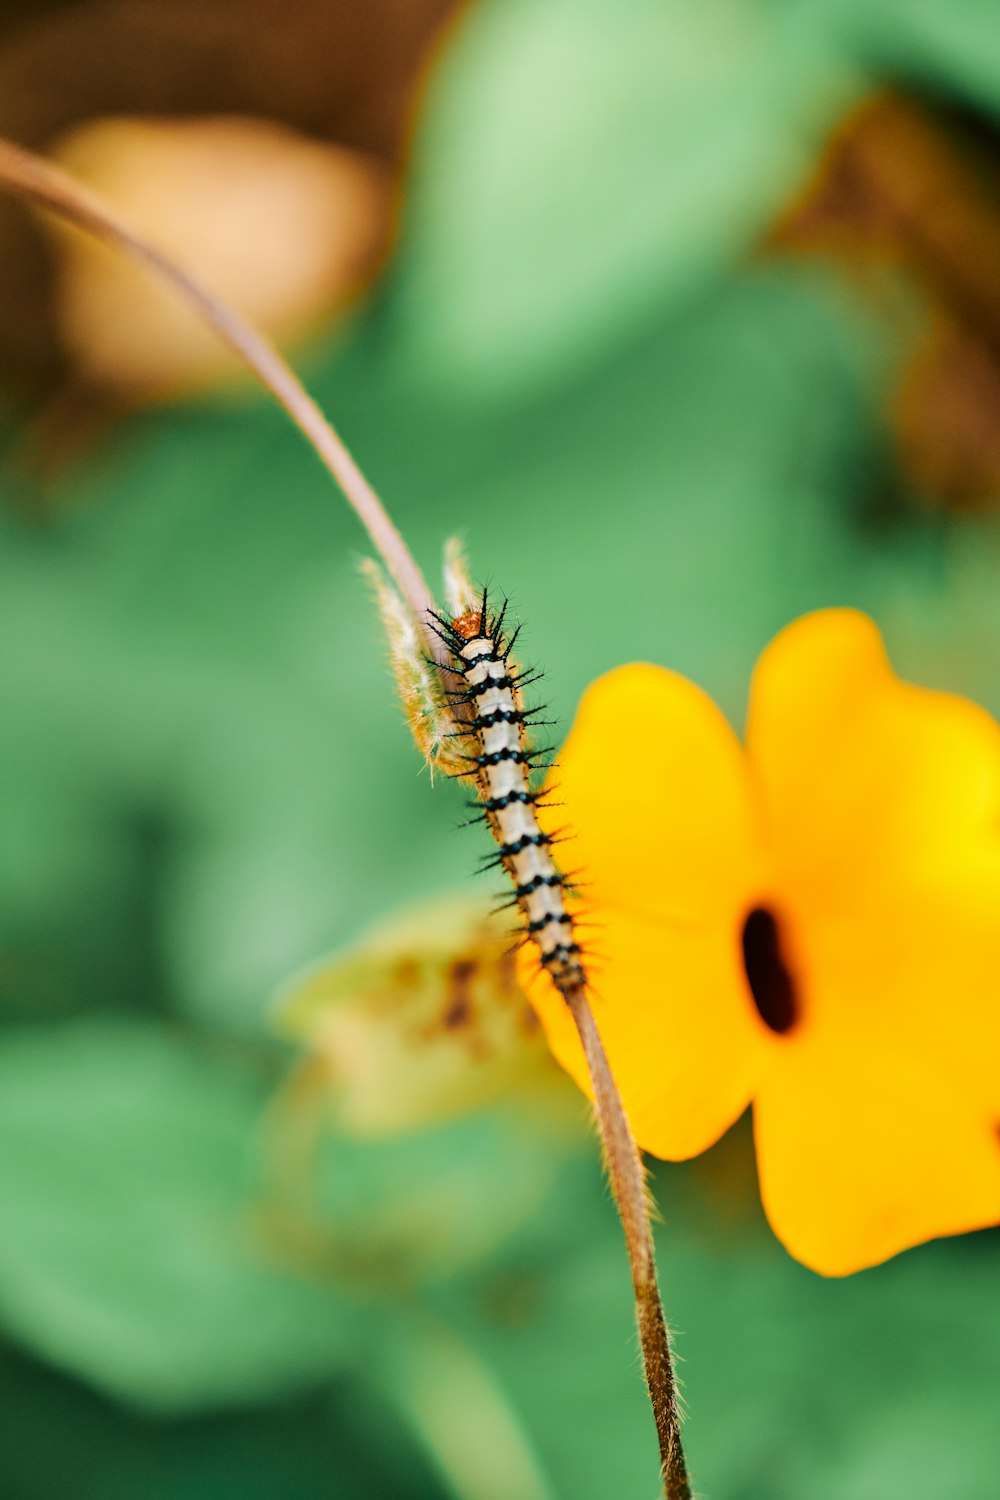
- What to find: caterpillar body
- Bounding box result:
[430,594,586,996]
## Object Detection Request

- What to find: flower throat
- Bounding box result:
[741,905,799,1034]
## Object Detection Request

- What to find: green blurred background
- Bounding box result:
[2,0,1000,1495]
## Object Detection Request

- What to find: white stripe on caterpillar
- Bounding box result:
[431,595,585,995]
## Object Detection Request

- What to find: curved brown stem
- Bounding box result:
[563,984,691,1500]
[0,136,446,668]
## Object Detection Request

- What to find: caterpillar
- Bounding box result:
[429,589,587,997]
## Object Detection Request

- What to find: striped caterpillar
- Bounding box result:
[429,590,586,996]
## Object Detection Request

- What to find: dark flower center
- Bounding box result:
[740,906,799,1034]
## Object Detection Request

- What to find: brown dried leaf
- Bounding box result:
[770,89,1000,510]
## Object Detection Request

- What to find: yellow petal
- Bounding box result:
[551,663,763,925]
[755,1032,1000,1275]
[520,663,768,1158]
[526,907,765,1158]
[747,607,1000,1110]
[522,617,1000,1270]
[747,608,1000,1266]
[747,608,1000,903]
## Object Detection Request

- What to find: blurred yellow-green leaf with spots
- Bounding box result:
[277,892,562,1138]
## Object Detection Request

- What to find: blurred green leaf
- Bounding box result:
[660,1163,1000,1500]
[0,403,469,1033]
[395,0,860,395]
[0,1018,356,1410]
[831,0,1000,116]
[0,1344,447,1500]
[298,1105,582,1290]
[432,1165,662,1497]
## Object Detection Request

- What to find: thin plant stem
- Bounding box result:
[563,983,691,1500]
[0,133,692,1497]
[0,137,444,668]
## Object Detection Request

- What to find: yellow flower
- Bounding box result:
[521,609,1000,1275]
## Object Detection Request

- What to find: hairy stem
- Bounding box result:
[0,135,445,667]
[563,983,691,1500]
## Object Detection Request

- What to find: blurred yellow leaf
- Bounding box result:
[45,114,393,400]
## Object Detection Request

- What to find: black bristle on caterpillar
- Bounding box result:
[431,588,586,996]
